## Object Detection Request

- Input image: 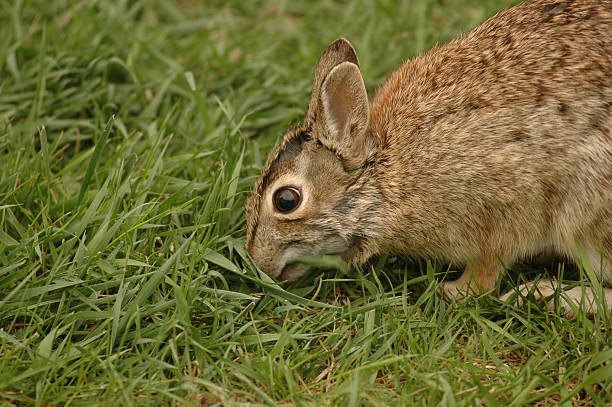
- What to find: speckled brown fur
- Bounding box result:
[245,0,612,302]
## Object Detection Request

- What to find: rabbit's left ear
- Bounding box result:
[306,38,359,123]
[316,61,376,169]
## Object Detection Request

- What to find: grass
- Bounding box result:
[0,0,610,405]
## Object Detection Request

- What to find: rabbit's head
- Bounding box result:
[245,39,382,280]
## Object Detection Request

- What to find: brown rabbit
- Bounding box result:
[245,0,612,315]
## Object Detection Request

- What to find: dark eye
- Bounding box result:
[273,187,302,213]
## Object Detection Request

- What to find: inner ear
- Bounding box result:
[306,38,359,122]
[326,78,353,141]
[318,61,376,169]
[320,61,369,144]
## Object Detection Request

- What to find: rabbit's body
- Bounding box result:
[245,0,612,304]
[368,0,612,294]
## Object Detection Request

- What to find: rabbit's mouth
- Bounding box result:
[280,264,296,280]
[279,263,310,281]
[274,247,312,280]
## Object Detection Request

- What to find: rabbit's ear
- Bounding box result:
[318,61,375,168]
[306,38,359,122]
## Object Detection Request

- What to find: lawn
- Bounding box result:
[1,0,610,405]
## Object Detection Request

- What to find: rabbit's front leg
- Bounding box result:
[442,253,507,298]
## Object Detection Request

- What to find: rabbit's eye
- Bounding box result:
[273,187,301,213]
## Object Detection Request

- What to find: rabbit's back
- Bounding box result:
[370,0,612,263]
[371,0,611,133]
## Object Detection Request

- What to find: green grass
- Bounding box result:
[1,0,610,405]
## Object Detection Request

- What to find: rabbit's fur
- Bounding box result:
[245,0,612,311]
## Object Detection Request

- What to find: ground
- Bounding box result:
[0,0,610,405]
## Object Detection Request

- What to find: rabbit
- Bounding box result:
[245,0,612,315]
